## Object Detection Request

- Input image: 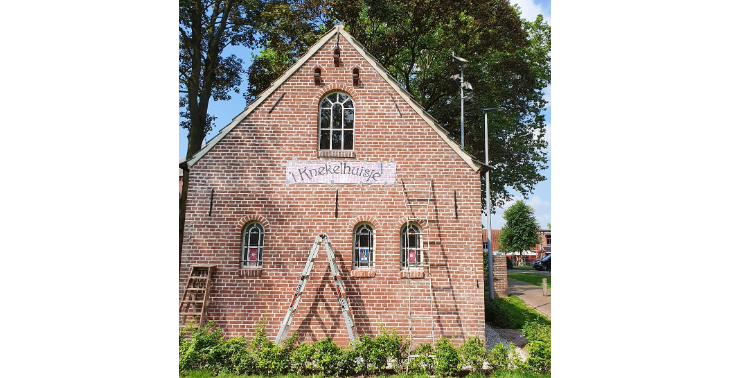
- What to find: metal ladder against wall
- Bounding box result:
[274,233,358,345]
[400,178,435,361]
[179,264,216,328]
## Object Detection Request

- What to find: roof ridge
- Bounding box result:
[185,24,483,172]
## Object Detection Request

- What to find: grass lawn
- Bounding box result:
[182,372,549,378]
[507,273,551,289]
[486,295,550,329]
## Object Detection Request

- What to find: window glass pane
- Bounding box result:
[250,231,259,246]
[359,234,370,248]
[343,99,353,108]
[332,103,342,129]
[344,109,354,129]
[332,130,342,149]
[339,93,347,103]
[321,98,332,109]
[327,93,338,103]
[320,108,330,130]
[320,130,330,149]
[343,130,353,150]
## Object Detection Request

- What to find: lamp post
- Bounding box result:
[451,53,469,149]
[483,107,504,301]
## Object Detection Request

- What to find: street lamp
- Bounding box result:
[483,107,504,301]
[451,53,470,149]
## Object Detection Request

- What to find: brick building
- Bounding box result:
[481,228,551,265]
[179,25,486,346]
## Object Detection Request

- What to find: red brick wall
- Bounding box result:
[180,34,485,346]
[492,255,508,297]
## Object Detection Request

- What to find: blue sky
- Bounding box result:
[179,0,551,230]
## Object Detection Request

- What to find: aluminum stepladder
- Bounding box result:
[400,178,435,366]
[274,233,358,345]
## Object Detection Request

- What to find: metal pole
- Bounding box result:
[485,111,494,301]
[460,65,465,149]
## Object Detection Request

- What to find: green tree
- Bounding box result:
[246,0,550,213]
[179,0,260,260]
[498,200,540,266]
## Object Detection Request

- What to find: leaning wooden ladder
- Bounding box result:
[179,264,215,328]
[274,233,358,345]
[400,179,435,364]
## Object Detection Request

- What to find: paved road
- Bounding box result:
[507,278,551,319]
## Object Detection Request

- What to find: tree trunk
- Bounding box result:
[179,126,207,266]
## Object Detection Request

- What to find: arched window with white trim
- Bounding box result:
[400,223,423,268]
[241,222,264,267]
[353,223,374,268]
[319,92,354,150]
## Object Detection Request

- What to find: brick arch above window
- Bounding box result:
[235,214,271,232]
[346,215,382,232]
[395,215,426,230]
[312,84,360,107]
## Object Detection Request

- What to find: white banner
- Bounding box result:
[285,161,396,185]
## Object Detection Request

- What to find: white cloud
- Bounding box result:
[510,0,551,24]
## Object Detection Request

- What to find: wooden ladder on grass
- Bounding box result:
[179,264,215,328]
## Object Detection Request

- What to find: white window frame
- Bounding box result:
[241,222,264,268]
[318,92,355,151]
[353,223,375,268]
[400,222,423,268]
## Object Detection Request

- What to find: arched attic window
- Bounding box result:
[319,92,354,150]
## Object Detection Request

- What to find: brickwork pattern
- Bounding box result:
[180,34,485,346]
[492,255,508,297]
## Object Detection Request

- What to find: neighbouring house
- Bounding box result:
[482,228,551,266]
[179,25,486,346]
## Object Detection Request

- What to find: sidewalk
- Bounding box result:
[507,279,551,319]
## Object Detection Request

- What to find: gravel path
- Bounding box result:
[485,323,528,359]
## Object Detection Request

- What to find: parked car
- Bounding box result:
[532,254,551,271]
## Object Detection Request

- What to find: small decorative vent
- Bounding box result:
[352,68,360,86]
[333,47,340,67]
[314,67,322,85]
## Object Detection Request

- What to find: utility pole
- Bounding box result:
[451,53,469,149]
[483,107,504,300]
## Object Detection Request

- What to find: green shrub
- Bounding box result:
[312,337,343,376]
[408,342,435,374]
[227,337,255,375]
[290,341,315,375]
[434,337,459,377]
[179,321,226,373]
[374,327,408,372]
[458,336,487,374]
[521,321,551,373]
[485,299,512,328]
[353,333,377,374]
[487,342,521,371]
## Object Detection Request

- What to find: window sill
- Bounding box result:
[318,150,356,158]
[400,269,425,279]
[351,269,376,278]
[238,267,262,277]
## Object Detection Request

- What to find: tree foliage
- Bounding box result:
[179,0,260,257]
[246,0,551,211]
[497,200,541,260]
